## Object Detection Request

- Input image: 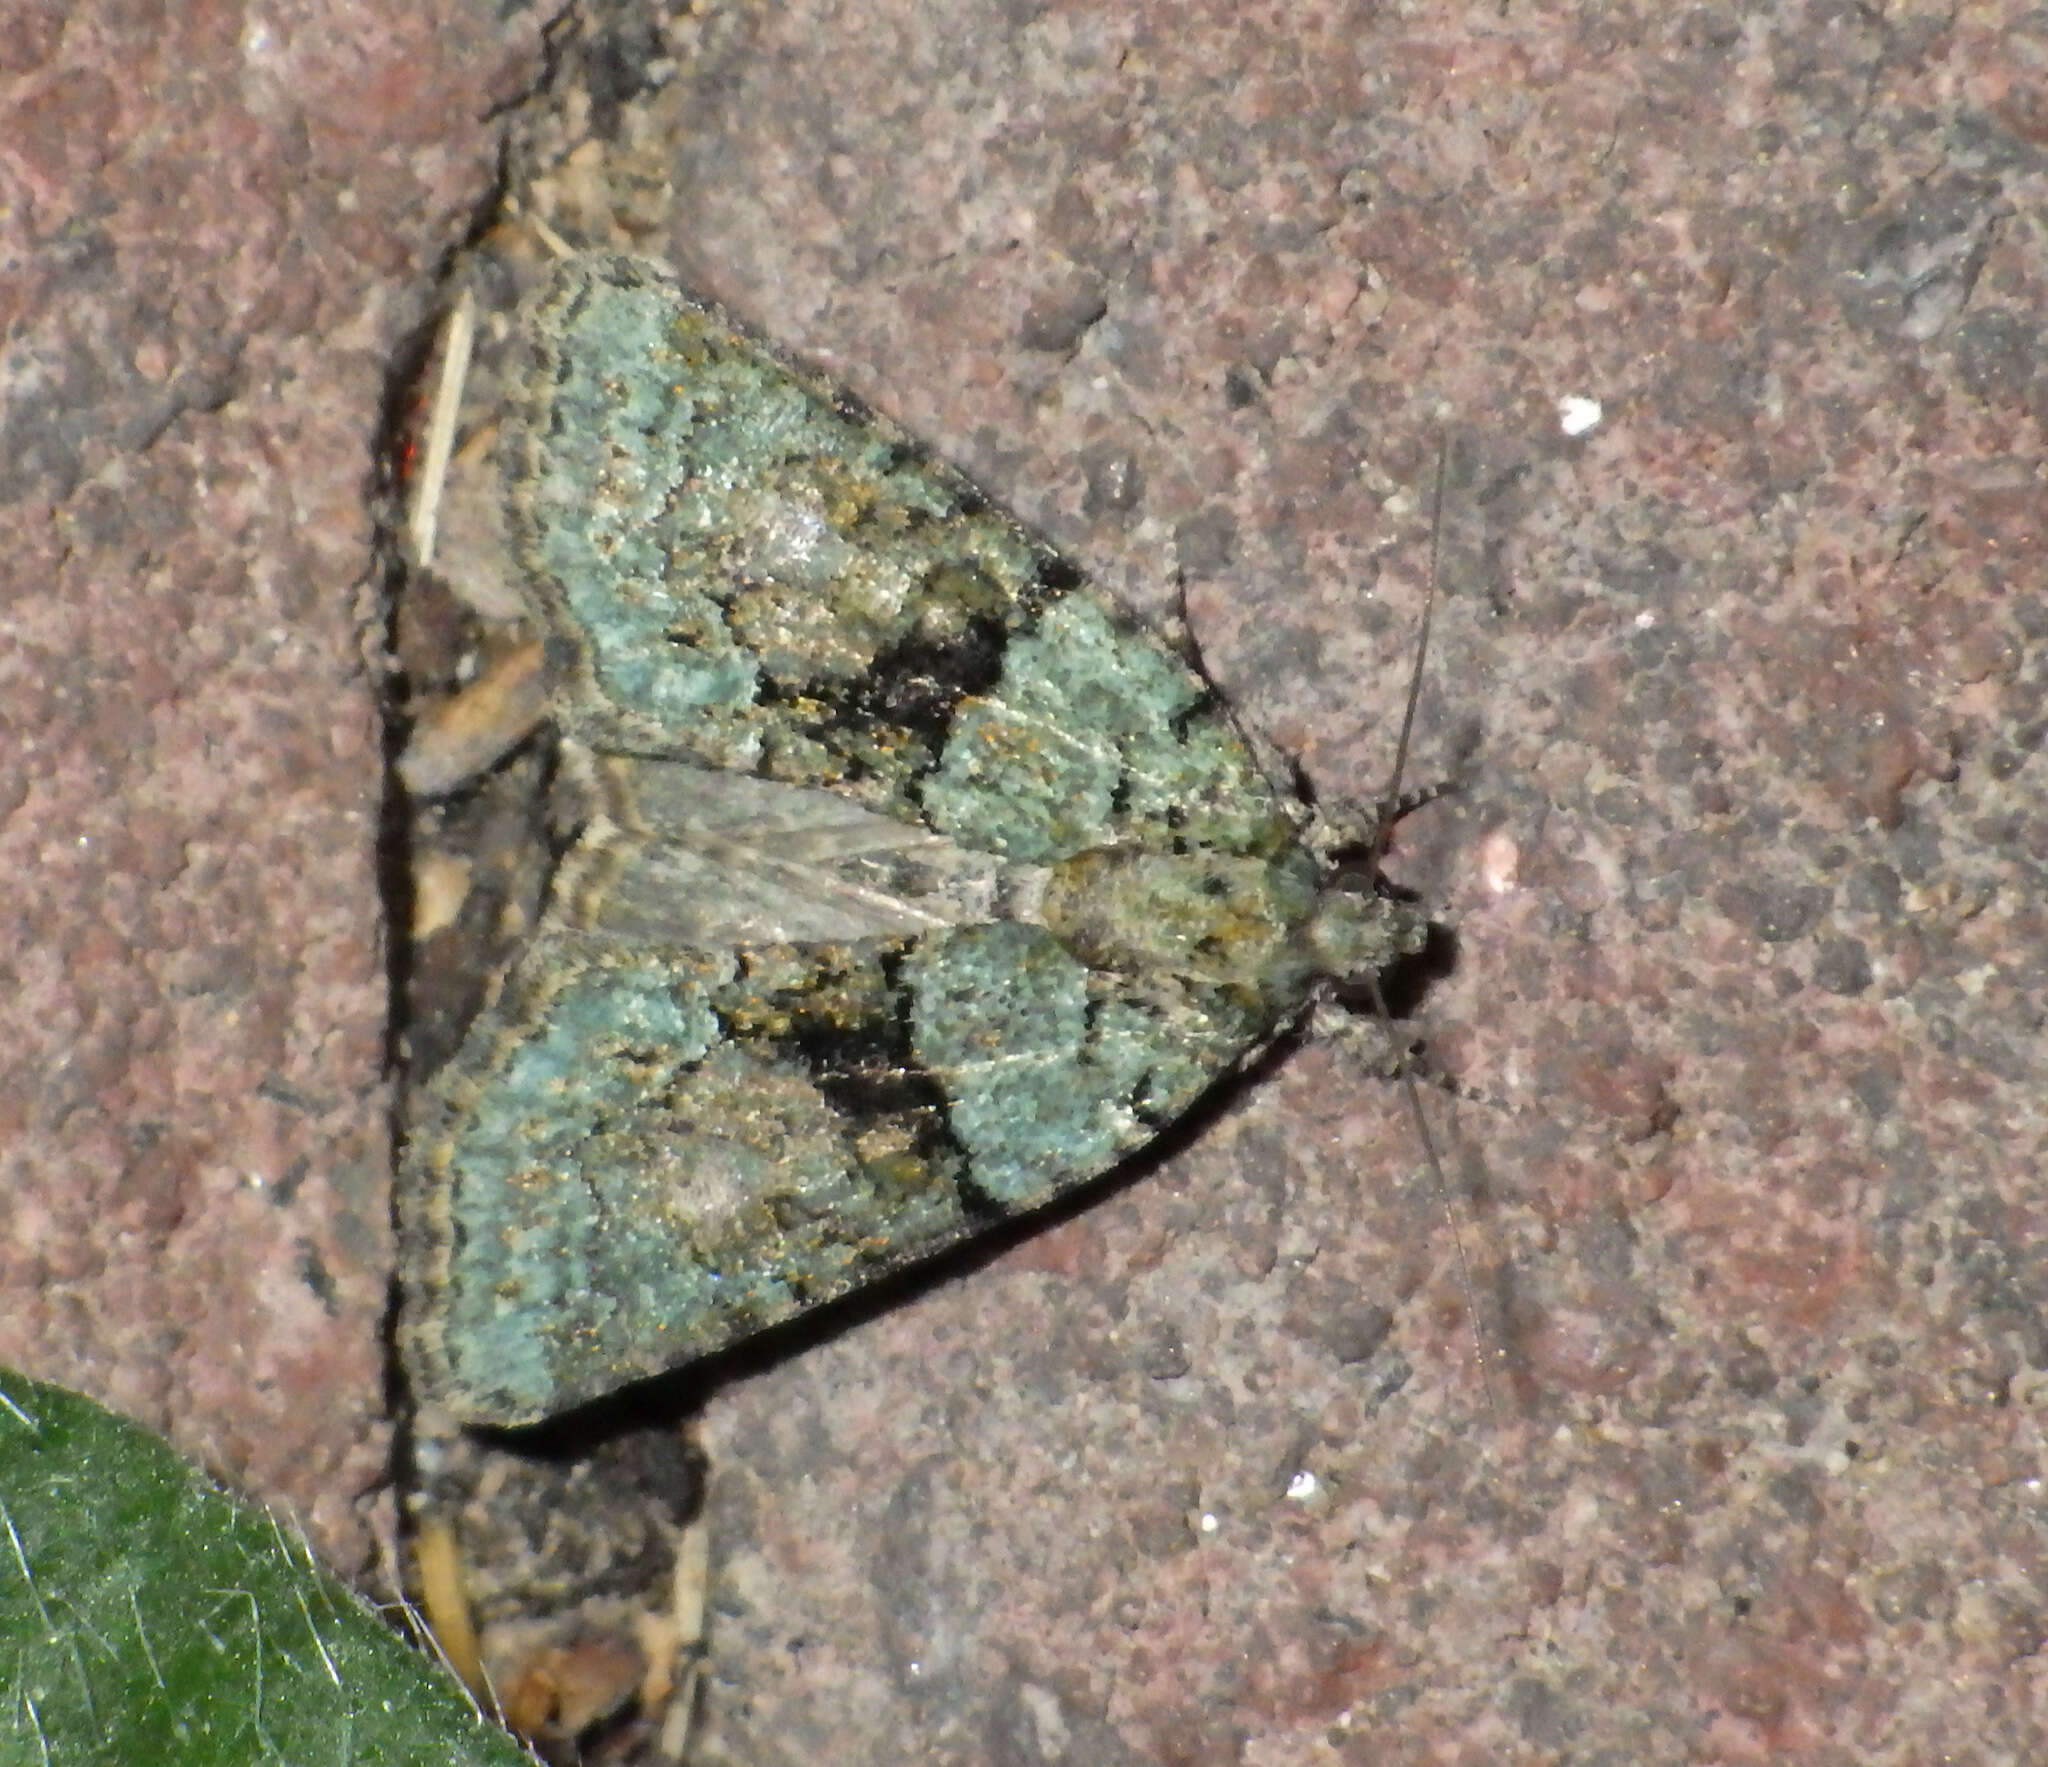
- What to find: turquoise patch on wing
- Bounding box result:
[430,962,724,1420]
[905,923,1253,1207]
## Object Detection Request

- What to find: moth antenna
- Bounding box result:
[1363,441,1504,1427]
[1366,445,1445,878]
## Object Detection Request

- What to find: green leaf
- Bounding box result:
[0,1369,531,1766]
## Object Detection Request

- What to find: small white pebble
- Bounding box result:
[1558,394,1603,436]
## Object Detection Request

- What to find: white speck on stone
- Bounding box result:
[1477,829,1521,896]
[1287,1470,1319,1501]
[1558,395,1603,436]
[1199,1512,1219,1535]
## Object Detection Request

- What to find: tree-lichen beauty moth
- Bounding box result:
[395,254,1433,1430]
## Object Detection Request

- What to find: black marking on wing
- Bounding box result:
[730,947,977,1202]
[738,543,1083,789]
[843,610,1011,741]
[1167,683,1224,742]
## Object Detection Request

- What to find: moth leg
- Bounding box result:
[1306,775,1459,865]
[1310,998,1423,1081]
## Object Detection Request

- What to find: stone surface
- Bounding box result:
[8,0,2047,1760]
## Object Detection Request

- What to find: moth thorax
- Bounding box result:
[1037,846,1305,987]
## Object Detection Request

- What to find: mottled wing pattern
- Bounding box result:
[512,257,1299,862]
[402,256,1341,1425]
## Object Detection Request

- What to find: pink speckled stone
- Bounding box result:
[13,1,2047,1761]
[0,0,543,1571]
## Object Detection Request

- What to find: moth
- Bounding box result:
[396,253,1432,1429]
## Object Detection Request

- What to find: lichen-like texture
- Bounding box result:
[399,256,1422,1427]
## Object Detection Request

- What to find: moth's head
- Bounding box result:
[1301,884,1432,988]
